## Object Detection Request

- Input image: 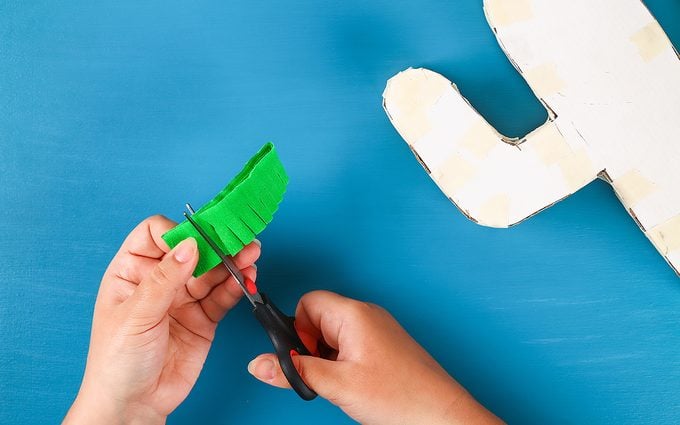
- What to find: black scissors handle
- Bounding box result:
[181,208,315,399]
[253,293,317,401]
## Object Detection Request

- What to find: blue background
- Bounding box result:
[2,1,679,423]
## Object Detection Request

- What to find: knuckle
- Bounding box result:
[150,261,173,286]
[114,255,136,282]
[344,300,373,320]
[144,214,168,225]
[364,301,381,311]
[212,284,232,307]
[305,289,331,300]
[365,302,389,317]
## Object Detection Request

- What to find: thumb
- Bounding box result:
[126,237,198,324]
[247,353,348,401]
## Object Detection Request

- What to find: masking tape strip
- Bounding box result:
[384,69,451,143]
[484,0,533,27]
[557,148,597,192]
[476,194,511,228]
[630,21,670,62]
[648,214,680,255]
[612,169,656,207]
[527,122,571,165]
[523,63,565,98]
[459,121,499,158]
[432,153,477,197]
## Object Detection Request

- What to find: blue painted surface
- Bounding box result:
[1,1,679,423]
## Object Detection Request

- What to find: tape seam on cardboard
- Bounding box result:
[433,153,477,196]
[648,214,680,254]
[523,63,566,98]
[484,0,533,27]
[477,194,511,228]
[630,21,670,62]
[613,169,656,207]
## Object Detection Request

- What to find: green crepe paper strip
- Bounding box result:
[162,142,288,277]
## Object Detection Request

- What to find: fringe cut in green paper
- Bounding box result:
[162,142,288,277]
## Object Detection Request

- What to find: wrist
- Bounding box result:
[437,380,503,425]
[64,383,166,425]
[413,374,501,425]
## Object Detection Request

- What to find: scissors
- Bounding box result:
[183,204,317,401]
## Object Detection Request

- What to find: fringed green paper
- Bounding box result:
[162,142,288,277]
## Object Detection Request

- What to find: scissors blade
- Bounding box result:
[183,211,263,306]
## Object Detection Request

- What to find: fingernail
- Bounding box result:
[253,239,261,247]
[174,238,197,263]
[247,358,275,381]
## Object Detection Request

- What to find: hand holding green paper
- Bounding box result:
[66,143,501,424]
[64,216,261,424]
[162,142,288,276]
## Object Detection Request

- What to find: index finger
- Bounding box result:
[294,290,365,355]
[118,215,176,259]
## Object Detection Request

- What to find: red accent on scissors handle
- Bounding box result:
[245,277,258,295]
[253,293,317,400]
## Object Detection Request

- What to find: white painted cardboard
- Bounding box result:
[383,0,680,274]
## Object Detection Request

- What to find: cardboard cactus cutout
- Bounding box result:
[383,0,680,274]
